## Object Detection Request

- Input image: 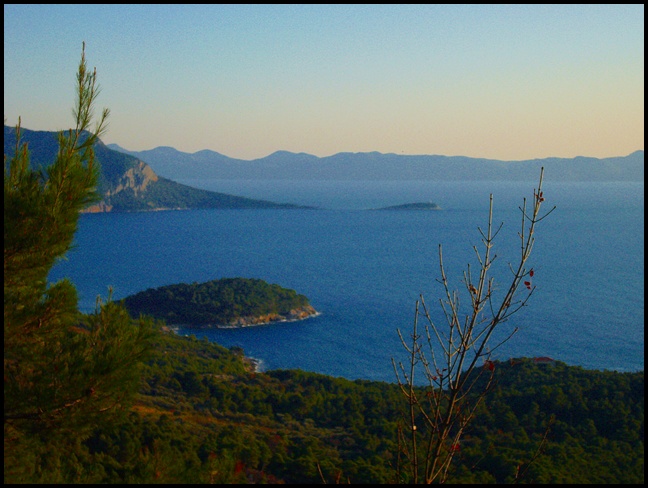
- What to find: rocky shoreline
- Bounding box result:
[171,305,320,330]
[214,306,320,329]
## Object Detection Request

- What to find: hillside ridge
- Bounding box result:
[3,125,310,212]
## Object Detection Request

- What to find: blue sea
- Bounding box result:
[49,179,644,381]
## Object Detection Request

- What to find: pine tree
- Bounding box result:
[4,44,154,481]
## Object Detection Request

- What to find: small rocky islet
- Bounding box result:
[373,202,441,211]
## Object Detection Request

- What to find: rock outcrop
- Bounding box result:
[217,305,319,328]
[105,160,158,197]
[83,201,114,213]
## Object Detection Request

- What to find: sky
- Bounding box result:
[4,4,644,161]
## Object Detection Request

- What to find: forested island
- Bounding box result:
[122,278,318,328]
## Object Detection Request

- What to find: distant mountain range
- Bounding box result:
[3,126,309,212]
[4,124,642,213]
[107,144,644,182]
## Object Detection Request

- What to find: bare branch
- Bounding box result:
[392,169,553,483]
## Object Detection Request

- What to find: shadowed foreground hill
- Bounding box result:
[6,324,642,483]
[3,126,310,212]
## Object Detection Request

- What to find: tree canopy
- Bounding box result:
[123,277,315,326]
[4,44,154,479]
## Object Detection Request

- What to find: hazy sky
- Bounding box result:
[4,4,644,160]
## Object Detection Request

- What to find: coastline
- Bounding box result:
[214,310,321,329]
[166,311,321,374]
[242,356,265,373]
[169,306,320,330]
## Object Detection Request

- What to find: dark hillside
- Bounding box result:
[9,325,641,483]
[4,125,310,212]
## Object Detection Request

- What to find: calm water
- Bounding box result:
[49,180,644,381]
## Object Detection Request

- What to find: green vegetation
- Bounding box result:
[7,326,643,483]
[122,278,316,327]
[4,44,154,480]
[140,176,308,210]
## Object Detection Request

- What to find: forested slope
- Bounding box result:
[8,327,642,483]
[3,125,309,212]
